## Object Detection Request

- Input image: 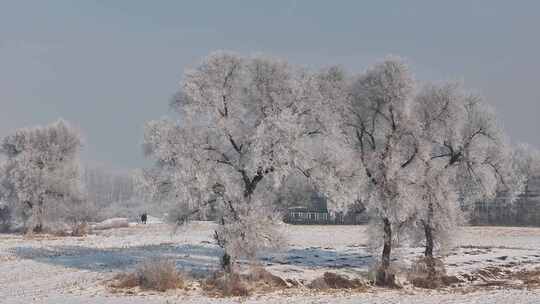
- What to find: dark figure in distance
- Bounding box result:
[141,213,147,224]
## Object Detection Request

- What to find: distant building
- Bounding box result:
[286,205,330,224]
[284,193,368,225]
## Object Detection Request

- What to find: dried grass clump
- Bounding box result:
[367,263,401,288]
[408,257,463,289]
[50,229,71,237]
[203,272,250,297]
[136,259,184,291]
[71,222,89,236]
[203,267,291,297]
[112,272,140,289]
[308,272,366,290]
[246,267,290,289]
[515,268,540,288]
[112,259,184,292]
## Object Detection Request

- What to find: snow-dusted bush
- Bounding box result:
[0,120,84,233]
[140,52,321,271]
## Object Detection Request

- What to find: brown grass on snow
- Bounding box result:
[308,272,367,290]
[408,257,465,289]
[203,267,291,297]
[111,259,184,292]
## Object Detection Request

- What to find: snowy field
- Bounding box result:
[2,223,540,303]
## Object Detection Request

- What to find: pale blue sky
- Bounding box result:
[1,1,539,169]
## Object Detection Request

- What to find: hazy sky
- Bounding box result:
[1,1,539,170]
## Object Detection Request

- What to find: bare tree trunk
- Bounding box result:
[214,225,233,273]
[376,217,395,286]
[221,252,232,273]
[29,198,44,233]
[423,201,438,280]
[424,223,434,258]
[424,201,434,259]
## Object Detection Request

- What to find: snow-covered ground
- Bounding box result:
[2,223,540,303]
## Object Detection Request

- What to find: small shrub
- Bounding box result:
[202,268,290,297]
[112,259,184,292]
[408,257,458,289]
[51,229,71,237]
[136,259,184,291]
[71,222,89,236]
[246,267,289,289]
[203,272,250,297]
[367,263,401,288]
[308,272,366,290]
[113,272,140,289]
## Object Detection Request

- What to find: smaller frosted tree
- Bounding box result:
[407,82,522,281]
[0,161,12,231]
[0,120,83,232]
[141,52,320,271]
[510,144,540,199]
[301,60,523,286]
[500,144,540,224]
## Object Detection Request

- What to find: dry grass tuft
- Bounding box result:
[516,268,540,287]
[112,272,140,289]
[308,272,366,290]
[203,267,291,297]
[246,267,290,289]
[71,222,89,236]
[111,259,184,292]
[136,259,184,291]
[408,257,463,289]
[203,272,250,297]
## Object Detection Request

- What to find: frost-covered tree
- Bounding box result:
[343,58,421,285]
[141,52,320,271]
[300,58,421,286]
[82,165,136,207]
[0,160,12,231]
[302,59,521,286]
[0,120,83,232]
[412,83,520,271]
[510,144,540,199]
[81,165,142,221]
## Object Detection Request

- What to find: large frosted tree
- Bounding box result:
[340,58,421,285]
[0,120,83,232]
[141,52,320,271]
[302,59,520,286]
[299,58,422,286]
